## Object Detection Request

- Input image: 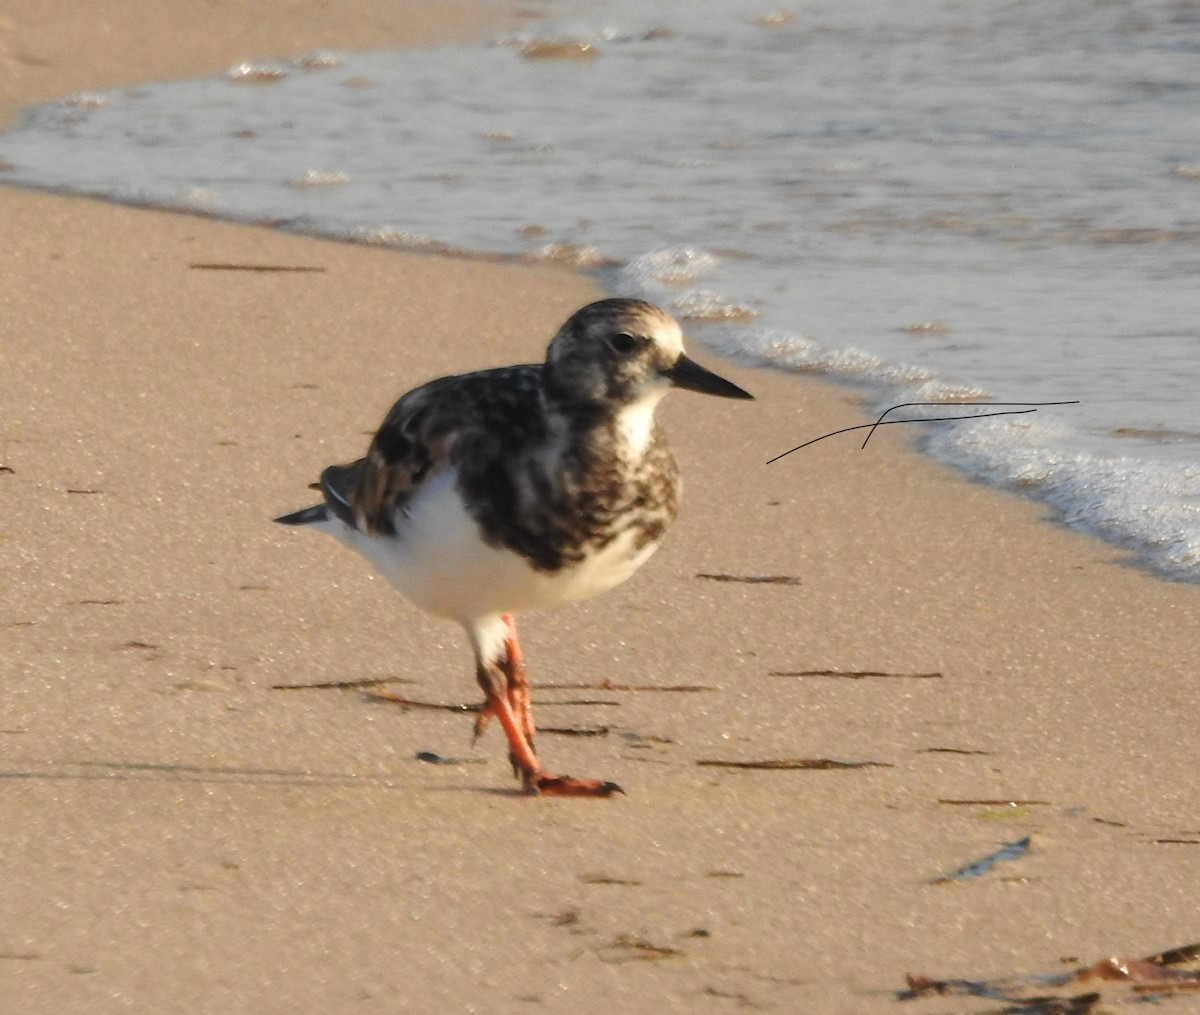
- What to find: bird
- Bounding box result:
[275,297,753,796]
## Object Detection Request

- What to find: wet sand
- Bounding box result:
[2,3,1198,1012]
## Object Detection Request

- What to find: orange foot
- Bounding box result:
[526,772,624,798]
[475,615,623,799]
[475,687,621,798]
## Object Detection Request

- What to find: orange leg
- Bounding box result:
[502,613,535,747]
[472,616,621,798]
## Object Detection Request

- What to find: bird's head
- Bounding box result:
[544,298,753,410]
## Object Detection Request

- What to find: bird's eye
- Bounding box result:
[609,332,639,355]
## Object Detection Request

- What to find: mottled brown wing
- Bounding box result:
[323,365,544,537]
[344,386,452,536]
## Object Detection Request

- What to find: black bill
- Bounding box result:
[663,353,754,400]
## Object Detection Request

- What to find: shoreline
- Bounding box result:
[3,3,1199,1013]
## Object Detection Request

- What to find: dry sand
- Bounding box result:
[2,3,1198,1012]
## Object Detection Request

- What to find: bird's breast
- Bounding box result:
[342,466,668,622]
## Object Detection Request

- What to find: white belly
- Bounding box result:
[331,468,660,621]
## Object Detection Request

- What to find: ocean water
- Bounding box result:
[2,0,1198,581]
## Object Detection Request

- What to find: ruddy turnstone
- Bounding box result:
[276,298,752,796]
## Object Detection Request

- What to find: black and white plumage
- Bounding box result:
[276,298,753,796]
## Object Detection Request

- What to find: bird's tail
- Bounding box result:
[274,504,329,526]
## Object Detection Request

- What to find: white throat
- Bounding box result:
[616,389,667,457]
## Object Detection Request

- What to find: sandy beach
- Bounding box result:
[3,3,1199,1012]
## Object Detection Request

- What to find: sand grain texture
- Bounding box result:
[2,3,1198,1012]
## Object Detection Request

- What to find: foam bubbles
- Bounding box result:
[290,170,350,189]
[625,249,717,286]
[670,290,757,322]
[225,62,289,83]
[925,417,1200,580]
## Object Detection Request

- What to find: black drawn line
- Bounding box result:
[860,401,1081,449]
[767,401,1080,464]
